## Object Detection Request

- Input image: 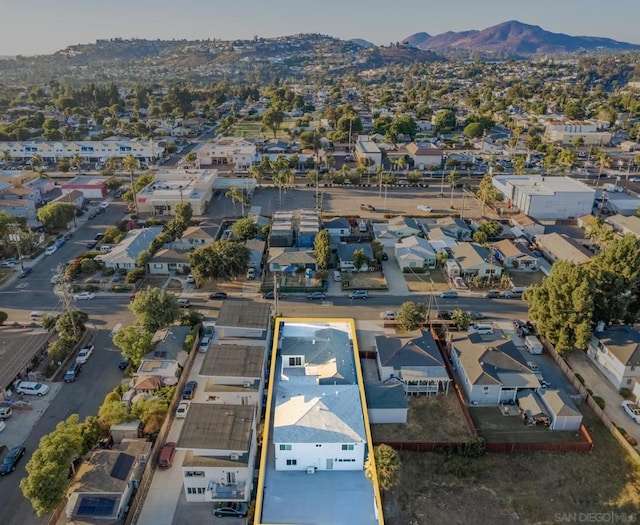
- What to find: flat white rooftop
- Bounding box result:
[493,175,595,196]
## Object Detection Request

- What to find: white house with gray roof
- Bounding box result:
[450,242,503,279]
[587,325,640,391]
[95,227,162,270]
[394,236,437,271]
[450,335,540,405]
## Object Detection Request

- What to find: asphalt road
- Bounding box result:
[0,198,135,525]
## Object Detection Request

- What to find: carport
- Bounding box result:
[539,389,583,431]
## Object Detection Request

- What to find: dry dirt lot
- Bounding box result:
[383,407,640,525]
[404,271,451,292]
[372,394,474,443]
[341,270,388,290]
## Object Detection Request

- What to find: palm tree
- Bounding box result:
[477,172,498,213]
[70,153,84,173]
[364,444,400,492]
[249,164,262,187]
[30,154,42,172]
[274,168,293,209]
[225,186,244,216]
[122,154,140,216]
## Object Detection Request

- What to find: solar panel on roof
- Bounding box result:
[154,350,167,358]
[110,453,135,481]
[77,496,117,517]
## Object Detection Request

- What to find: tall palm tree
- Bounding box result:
[30,154,42,172]
[477,172,498,214]
[225,186,244,216]
[122,154,140,216]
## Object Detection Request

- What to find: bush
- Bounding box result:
[0,311,7,325]
[43,362,58,379]
[586,388,594,395]
[619,387,632,399]
[593,396,605,410]
[125,267,145,283]
[102,267,115,276]
[575,373,585,385]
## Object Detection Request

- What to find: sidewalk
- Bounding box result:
[564,349,640,444]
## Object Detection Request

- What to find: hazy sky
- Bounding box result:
[2,0,640,56]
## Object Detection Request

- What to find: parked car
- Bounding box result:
[208,292,228,300]
[0,446,26,476]
[158,442,176,469]
[381,253,389,261]
[0,407,12,420]
[306,292,326,301]
[182,381,198,400]
[118,356,129,370]
[73,292,96,300]
[332,271,342,282]
[86,240,98,249]
[526,361,539,372]
[437,310,453,320]
[440,290,458,299]
[417,205,433,213]
[76,344,94,364]
[212,502,249,518]
[467,311,485,320]
[17,267,33,278]
[45,245,57,256]
[622,400,640,424]
[359,204,375,212]
[246,267,256,280]
[263,290,282,300]
[178,298,191,308]
[485,289,501,298]
[64,362,82,383]
[176,401,190,419]
[199,336,211,352]
[380,311,397,320]
[186,274,195,284]
[15,381,49,396]
[349,289,369,300]
[203,325,214,339]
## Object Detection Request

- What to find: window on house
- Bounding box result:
[197,487,205,494]
[288,356,302,366]
[341,444,354,451]
[226,472,236,484]
[483,386,489,391]
[286,459,297,466]
[279,444,292,451]
[185,471,205,477]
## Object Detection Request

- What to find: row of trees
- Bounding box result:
[525,234,640,353]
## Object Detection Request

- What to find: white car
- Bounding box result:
[99,201,110,209]
[332,271,342,282]
[76,345,95,364]
[186,274,195,284]
[622,400,640,424]
[176,401,190,419]
[417,205,433,213]
[74,292,96,300]
[45,245,57,256]
[380,310,397,320]
[526,361,539,373]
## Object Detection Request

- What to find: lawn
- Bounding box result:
[372,394,474,443]
[404,269,451,292]
[382,406,640,525]
[509,270,546,288]
[229,119,297,140]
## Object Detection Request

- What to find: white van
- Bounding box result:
[30,311,45,322]
[524,335,543,355]
[15,381,49,396]
[469,324,494,335]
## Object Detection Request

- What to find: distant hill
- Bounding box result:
[403,20,640,55]
[349,38,376,48]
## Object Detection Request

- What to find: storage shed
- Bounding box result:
[539,389,583,431]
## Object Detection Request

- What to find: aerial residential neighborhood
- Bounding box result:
[1,7,640,525]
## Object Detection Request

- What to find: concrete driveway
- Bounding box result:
[565,349,640,445]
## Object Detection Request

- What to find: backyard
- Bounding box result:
[382,406,640,525]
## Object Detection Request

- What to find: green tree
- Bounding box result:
[477,220,502,240]
[525,261,594,354]
[188,240,250,284]
[397,301,426,331]
[451,309,473,331]
[313,229,331,270]
[113,326,154,367]
[463,122,484,139]
[231,217,258,241]
[352,248,370,271]
[20,415,84,516]
[132,397,169,434]
[98,400,130,427]
[262,107,285,138]
[371,239,384,261]
[364,444,401,492]
[433,109,456,133]
[184,151,198,167]
[588,234,640,324]
[174,201,193,225]
[55,309,88,338]
[129,287,181,332]
[37,202,76,231]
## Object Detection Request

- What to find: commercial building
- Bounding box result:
[135,169,216,216]
[354,135,382,168]
[492,175,596,220]
[0,140,163,162]
[543,121,611,146]
[62,175,108,200]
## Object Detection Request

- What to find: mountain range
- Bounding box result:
[403,20,640,55]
